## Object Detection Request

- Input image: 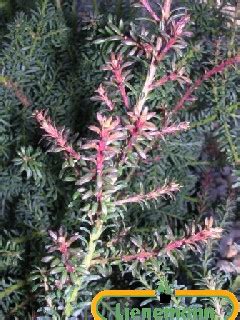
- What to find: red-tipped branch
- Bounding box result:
[115,182,180,206]
[165,227,222,252]
[34,110,81,161]
[87,113,125,201]
[122,226,222,262]
[46,229,80,273]
[150,69,191,90]
[155,122,190,137]
[162,0,172,20]
[156,15,191,62]
[123,35,155,58]
[173,56,240,114]
[93,84,115,111]
[123,250,157,262]
[150,71,180,90]
[119,19,190,163]
[139,0,161,22]
[103,53,130,110]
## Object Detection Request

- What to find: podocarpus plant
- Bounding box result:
[30,0,240,316]
[3,0,239,318]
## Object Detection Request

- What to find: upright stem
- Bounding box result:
[64,217,104,316]
[118,55,158,167]
[65,134,106,316]
[65,57,160,313]
[135,56,157,115]
[82,219,104,269]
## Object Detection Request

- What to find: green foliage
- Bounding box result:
[0,0,239,318]
[0,0,100,316]
[180,1,240,199]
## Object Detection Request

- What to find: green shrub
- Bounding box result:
[0,0,239,318]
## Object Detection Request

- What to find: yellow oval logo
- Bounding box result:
[91,289,239,320]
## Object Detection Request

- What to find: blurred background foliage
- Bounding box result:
[0,0,239,318]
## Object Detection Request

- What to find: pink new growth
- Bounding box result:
[65,263,75,273]
[163,0,172,20]
[47,229,80,273]
[150,69,191,90]
[158,122,190,137]
[103,53,130,109]
[88,113,124,201]
[174,15,191,37]
[126,107,157,152]
[116,182,180,205]
[91,114,121,175]
[165,227,222,252]
[34,110,81,161]
[122,226,222,262]
[95,84,115,111]
[139,0,161,22]
[173,56,240,113]
[150,71,179,89]
[123,250,157,262]
[157,15,191,62]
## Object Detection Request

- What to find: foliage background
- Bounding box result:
[0,0,239,318]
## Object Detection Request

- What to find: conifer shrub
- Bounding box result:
[0,0,239,318]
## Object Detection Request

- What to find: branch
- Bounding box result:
[102,53,130,110]
[165,227,222,252]
[162,0,172,20]
[93,84,115,111]
[122,226,222,262]
[34,110,81,161]
[115,182,180,206]
[173,56,240,114]
[0,77,31,107]
[155,122,190,137]
[139,0,161,22]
